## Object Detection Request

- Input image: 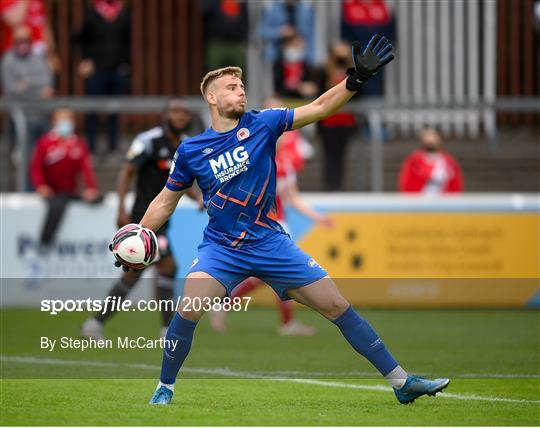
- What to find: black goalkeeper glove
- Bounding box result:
[346,34,394,92]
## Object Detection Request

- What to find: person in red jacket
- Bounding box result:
[398,127,463,194]
[30,108,102,247]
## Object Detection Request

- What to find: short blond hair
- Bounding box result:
[200,66,243,97]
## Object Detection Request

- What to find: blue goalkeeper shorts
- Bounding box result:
[187,232,328,300]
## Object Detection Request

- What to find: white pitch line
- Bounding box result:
[273,378,540,404]
[2,355,539,405]
[234,369,540,380]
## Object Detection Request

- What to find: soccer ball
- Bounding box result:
[110,223,159,270]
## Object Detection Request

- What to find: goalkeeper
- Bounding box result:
[114,35,450,405]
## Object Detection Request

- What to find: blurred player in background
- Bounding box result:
[82,98,202,340]
[210,96,333,336]
[115,35,449,405]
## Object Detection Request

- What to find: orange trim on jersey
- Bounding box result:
[230,230,247,247]
[216,190,251,206]
[267,206,279,221]
[210,189,251,210]
[254,200,273,229]
[210,200,225,210]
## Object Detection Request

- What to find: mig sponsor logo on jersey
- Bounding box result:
[236,127,250,141]
[209,146,250,183]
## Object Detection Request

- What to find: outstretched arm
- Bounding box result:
[292,34,394,130]
[140,187,185,232]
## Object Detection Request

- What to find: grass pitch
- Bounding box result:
[1,307,539,425]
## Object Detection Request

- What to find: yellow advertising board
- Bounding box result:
[300,213,539,279]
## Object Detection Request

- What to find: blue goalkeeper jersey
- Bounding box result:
[166,108,295,247]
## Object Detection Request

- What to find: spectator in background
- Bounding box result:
[0,0,59,72]
[201,0,247,72]
[273,30,318,99]
[399,127,463,194]
[259,0,316,67]
[341,0,395,96]
[316,41,358,191]
[72,0,131,154]
[30,109,102,248]
[1,24,53,155]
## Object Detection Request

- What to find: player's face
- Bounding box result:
[212,76,247,119]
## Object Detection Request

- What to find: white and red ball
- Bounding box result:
[110,224,159,270]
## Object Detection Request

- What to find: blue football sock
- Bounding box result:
[333,305,398,376]
[160,312,197,385]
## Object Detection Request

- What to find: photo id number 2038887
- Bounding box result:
[180,296,251,312]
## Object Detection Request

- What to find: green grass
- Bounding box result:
[1,307,539,425]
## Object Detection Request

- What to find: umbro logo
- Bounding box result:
[202,147,214,154]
